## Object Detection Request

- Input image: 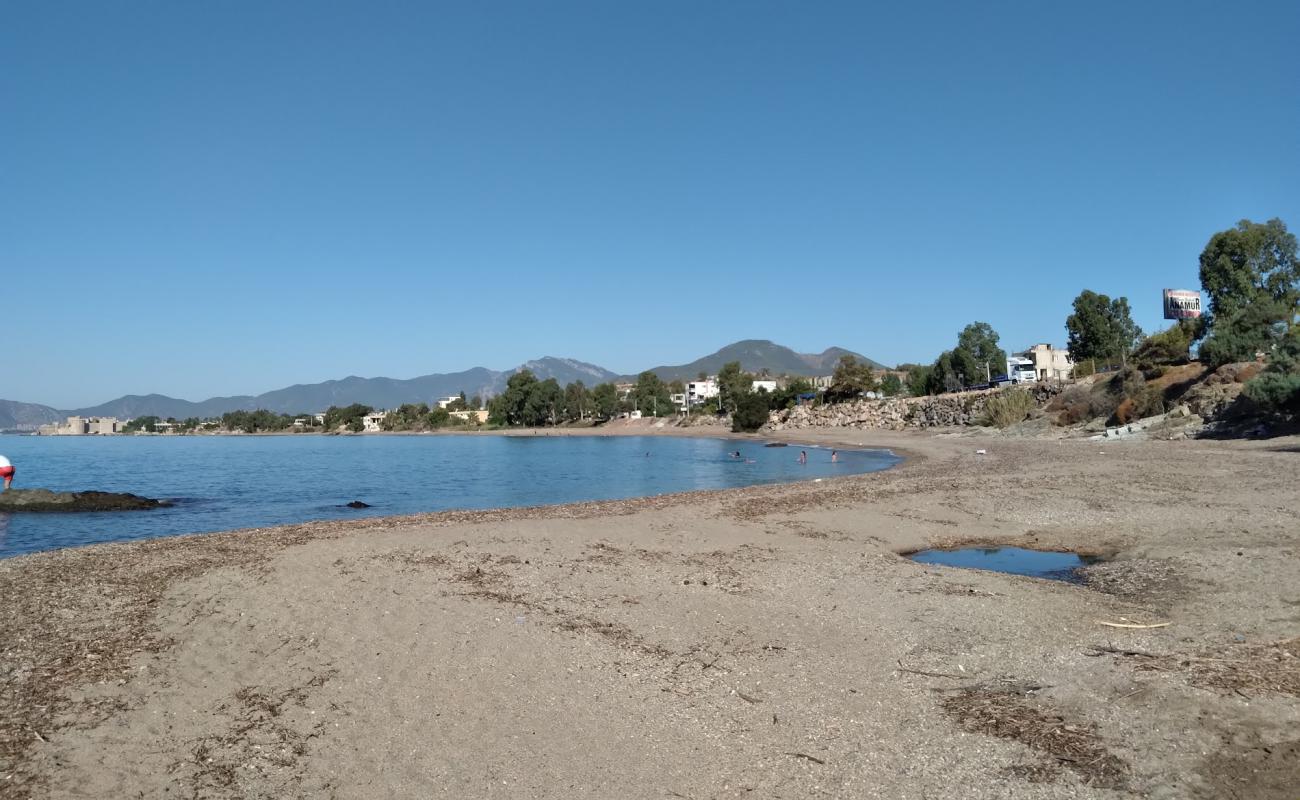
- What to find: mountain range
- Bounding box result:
[0,341,879,428]
[643,339,881,382]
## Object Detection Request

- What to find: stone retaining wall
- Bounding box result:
[765,385,1064,431]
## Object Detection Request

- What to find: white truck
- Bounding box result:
[1005,356,1037,384]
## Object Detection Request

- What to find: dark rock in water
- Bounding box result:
[0,488,171,513]
[764,442,788,447]
[345,500,371,509]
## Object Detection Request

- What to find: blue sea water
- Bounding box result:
[0,434,898,558]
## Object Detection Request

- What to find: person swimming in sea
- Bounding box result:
[831,450,838,463]
[798,450,807,464]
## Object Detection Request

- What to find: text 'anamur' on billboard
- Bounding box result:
[1163,289,1202,320]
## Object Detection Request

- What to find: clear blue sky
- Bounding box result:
[3,1,1297,408]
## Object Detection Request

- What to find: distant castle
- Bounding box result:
[37,416,126,436]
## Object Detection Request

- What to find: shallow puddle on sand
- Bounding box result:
[909,546,1100,584]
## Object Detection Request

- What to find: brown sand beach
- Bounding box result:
[2,427,1298,799]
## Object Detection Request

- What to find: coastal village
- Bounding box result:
[31,342,1076,436]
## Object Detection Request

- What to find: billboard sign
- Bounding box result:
[1163,289,1202,320]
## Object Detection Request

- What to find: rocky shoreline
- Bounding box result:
[0,488,170,512]
[767,385,1064,431]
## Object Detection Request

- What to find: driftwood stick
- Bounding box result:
[1085,645,1159,658]
[1096,620,1171,629]
[896,660,967,679]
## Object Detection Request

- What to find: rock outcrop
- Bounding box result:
[0,489,171,513]
[766,385,1064,432]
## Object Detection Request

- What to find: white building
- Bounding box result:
[751,379,778,393]
[436,396,460,409]
[1020,344,1073,380]
[686,379,719,406]
[362,410,390,432]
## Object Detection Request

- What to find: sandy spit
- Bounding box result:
[1,426,1298,799]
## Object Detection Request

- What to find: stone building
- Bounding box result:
[1021,344,1073,380]
[38,416,125,435]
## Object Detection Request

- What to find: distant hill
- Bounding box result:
[644,339,883,382]
[65,357,619,420]
[70,393,261,420]
[0,400,63,431]
[11,344,885,422]
[516,357,618,387]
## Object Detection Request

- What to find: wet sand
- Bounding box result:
[2,427,1298,799]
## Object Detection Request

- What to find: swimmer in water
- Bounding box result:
[831,450,838,463]
[798,450,807,464]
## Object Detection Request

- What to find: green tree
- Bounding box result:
[563,381,591,421]
[928,351,965,393]
[1132,319,1204,369]
[123,415,160,433]
[1199,218,1299,321]
[825,354,878,402]
[902,364,933,396]
[383,403,430,431]
[880,373,903,397]
[489,370,538,426]
[1065,290,1144,367]
[1199,219,1299,368]
[716,361,752,414]
[222,409,296,433]
[1244,327,1300,414]
[523,378,563,426]
[632,371,673,417]
[1199,298,1293,368]
[770,377,813,410]
[590,383,619,420]
[732,391,770,432]
[324,404,373,432]
[953,322,1007,384]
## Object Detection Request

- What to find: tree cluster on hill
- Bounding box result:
[323,404,373,433]
[824,354,877,402]
[122,416,161,433]
[1065,291,1143,370]
[1198,218,1298,371]
[921,322,1008,394]
[487,371,642,427]
[221,409,299,433]
[1243,327,1300,415]
[1063,217,1298,419]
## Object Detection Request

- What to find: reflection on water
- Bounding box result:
[909,546,1100,584]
